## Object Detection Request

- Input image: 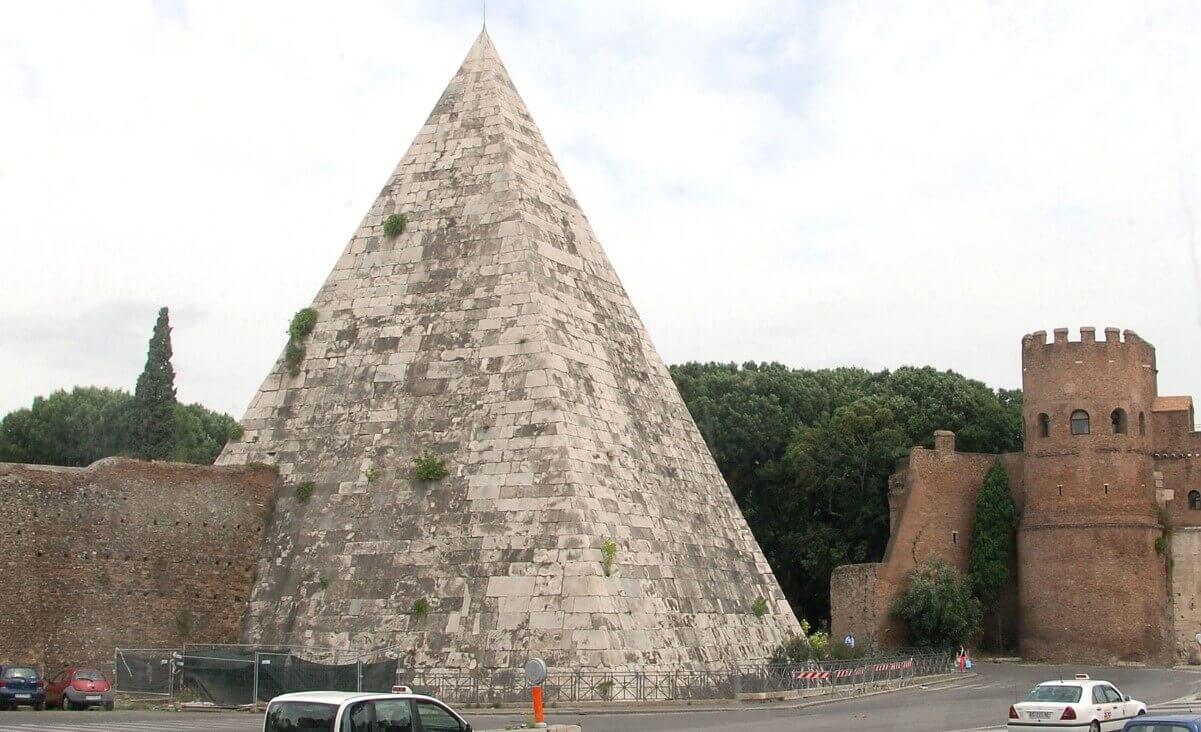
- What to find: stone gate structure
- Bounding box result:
[217,31,800,670]
[831,327,1201,664]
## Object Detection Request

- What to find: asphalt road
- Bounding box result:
[3,663,1200,731]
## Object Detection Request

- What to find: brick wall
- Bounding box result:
[831,433,1023,649]
[0,458,275,673]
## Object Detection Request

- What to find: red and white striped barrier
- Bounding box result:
[792,671,830,680]
[793,658,915,681]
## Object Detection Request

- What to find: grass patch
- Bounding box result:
[295,481,315,503]
[412,452,449,481]
[601,539,617,577]
[383,213,407,236]
[410,598,430,619]
[289,308,318,340]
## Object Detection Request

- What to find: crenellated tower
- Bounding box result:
[1018,327,1170,663]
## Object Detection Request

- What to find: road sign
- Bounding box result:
[524,658,548,685]
[844,634,856,649]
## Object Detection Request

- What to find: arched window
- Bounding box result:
[1070,410,1090,435]
[1190,490,1201,510]
[1111,408,1127,435]
[1139,412,1146,436]
[1038,413,1050,438]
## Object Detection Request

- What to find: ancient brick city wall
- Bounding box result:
[0,458,275,672]
[831,433,1023,650]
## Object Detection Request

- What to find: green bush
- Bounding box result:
[383,213,407,236]
[289,308,319,340]
[601,539,617,577]
[412,452,449,481]
[769,634,811,664]
[366,465,382,483]
[1155,534,1169,555]
[295,481,315,503]
[285,340,305,375]
[752,596,769,618]
[891,560,981,649]
[317,576,329,591]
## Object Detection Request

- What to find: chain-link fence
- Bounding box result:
[114,644,401,707]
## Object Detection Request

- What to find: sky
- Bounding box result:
[2,1,1200,419]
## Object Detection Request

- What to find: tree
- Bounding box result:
[968,461,1016,648]
[0,387,133,466]
[0,389,240,467]
[132,307,178,460]
[668,361,1023,624]
[891,560,982,648]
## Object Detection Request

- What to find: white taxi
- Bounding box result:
[264,688,473,732]
[1007,675,1147,731]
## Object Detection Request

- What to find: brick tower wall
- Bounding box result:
[1018,327,1171,664]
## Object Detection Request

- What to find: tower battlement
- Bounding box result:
[1021,326,1157,384]
[1022,326,1147,349]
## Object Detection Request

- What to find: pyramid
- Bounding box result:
[219,30,800,670]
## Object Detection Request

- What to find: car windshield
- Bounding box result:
[265,701,338,731]
[2,668,37,680]
[1124,726,1193,732]
[75,669,105,681]
[1025,684,1082,703]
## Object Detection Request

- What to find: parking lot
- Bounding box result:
[2,663,1200,732]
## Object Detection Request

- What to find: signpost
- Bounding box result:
[524,658,548,728]
[844,634,856,650]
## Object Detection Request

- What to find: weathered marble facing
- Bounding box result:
[218,30,801,671]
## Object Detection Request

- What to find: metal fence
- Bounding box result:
[115,646,955,706]
[397,651,957,704]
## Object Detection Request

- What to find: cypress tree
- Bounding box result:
[133,307,178,460]
[968,460,1016,648]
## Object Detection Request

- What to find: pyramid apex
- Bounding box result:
[467,27,498,60]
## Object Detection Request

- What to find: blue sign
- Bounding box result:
[844,634,856,648]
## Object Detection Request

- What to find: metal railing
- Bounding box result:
[115,646,955,706]
[397,651,957,704]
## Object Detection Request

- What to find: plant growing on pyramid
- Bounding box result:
[284,339,306,375]
[295,481,315,503]
[752,596,769,618]
[317,576,329,591]
[412,452,449,481]
[410,598,430,620]
[283,308,318,376]
[365,465,382,483]
[289,308,319,340]
[383,213,407,236]
[600,539,617,577]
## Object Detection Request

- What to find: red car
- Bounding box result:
[45,667,114,711]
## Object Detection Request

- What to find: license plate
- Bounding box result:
[1030,711,1053,719]
[15,694,30,699]
[86,695,101,700]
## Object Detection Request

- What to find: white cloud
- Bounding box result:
[1,0,1199,418]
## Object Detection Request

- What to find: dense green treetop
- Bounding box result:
[0,387,239,467]
[669,361,1022,624]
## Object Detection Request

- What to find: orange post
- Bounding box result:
[531,685,546,727]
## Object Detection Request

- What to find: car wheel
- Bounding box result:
[33,700,44,711]
[63,697,74,711]
[104,701,114,711]
[1088,722,1100,732]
